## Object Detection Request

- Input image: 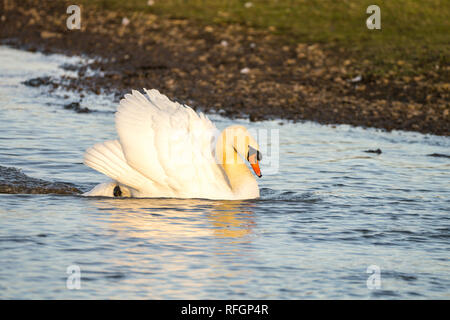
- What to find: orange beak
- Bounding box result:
[248,153,262,178]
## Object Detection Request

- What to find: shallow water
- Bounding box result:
[0,46,449,299]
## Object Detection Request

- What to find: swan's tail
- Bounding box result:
[83,140,153,193]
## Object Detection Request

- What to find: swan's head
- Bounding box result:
[219,125,262,178]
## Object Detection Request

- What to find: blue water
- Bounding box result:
[0,46,449,299]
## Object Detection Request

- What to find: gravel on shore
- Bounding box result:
[1,0,449,135]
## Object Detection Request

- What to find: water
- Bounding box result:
[0,46,449,299]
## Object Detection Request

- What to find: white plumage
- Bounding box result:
[84,89,261,200]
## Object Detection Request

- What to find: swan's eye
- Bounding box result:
[247,145,262,161]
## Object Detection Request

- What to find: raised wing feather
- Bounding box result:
[115,89,230,198]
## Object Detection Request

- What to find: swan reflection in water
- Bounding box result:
[83,198,257,295]
[87,197,256,242]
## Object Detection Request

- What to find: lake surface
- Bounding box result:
[0,46,449,299]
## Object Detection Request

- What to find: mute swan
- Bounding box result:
[83,89,262,200]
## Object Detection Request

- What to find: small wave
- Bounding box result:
[260,188,321,203]
[427,153,450,159]
[0,165,81,195]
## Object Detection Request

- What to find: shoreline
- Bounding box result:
[1,1,448,136]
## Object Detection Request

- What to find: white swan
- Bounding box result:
[83,89,262,200]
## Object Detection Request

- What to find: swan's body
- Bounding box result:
[83,89,262,200]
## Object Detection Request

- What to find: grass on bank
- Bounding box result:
[76,0,449,77]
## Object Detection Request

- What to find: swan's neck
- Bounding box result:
[215,132,259,199]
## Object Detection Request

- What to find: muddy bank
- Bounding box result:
[1,0,448,135]
[0,165,81,195]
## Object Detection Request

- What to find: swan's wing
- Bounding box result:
[83,139,165,196]
[115,89,229,197]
